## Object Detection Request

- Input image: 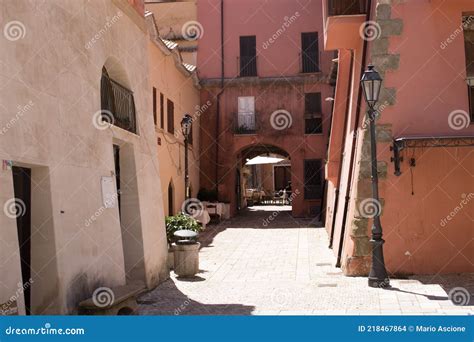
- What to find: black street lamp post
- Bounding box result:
[181,114,193,201]
[360,65,390,288]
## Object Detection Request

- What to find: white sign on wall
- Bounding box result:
[101,176,118,208]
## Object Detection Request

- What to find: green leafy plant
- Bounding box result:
[165,213,201,245]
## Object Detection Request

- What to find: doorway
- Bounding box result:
[168,182,174,216]
[12,166,32,315]
[113,144,121,219]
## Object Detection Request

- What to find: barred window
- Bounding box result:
[304,159,323,200]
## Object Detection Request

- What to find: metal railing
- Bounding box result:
[238,55,258,77]
[233,112,259,134]
[327,0,367,16]
[101,72,137,134]
[301,51,320,73]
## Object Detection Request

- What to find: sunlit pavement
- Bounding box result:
[138,206,473,315]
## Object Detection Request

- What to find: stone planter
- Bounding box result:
[173,242,200,277]
[167,245,175,270]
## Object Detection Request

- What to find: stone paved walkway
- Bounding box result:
[138,206,474,315]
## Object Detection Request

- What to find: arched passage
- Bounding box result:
[236,144,293,214]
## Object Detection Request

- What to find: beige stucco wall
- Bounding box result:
[148,37,200,217]
[0,0,168,315]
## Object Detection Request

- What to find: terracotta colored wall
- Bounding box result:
[326,0,474,275]
[197,0,334,217]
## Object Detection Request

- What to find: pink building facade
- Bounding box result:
[323,0,474,276]
[197,0,334,217]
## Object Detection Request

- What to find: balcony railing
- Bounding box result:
[233,112,259,134]
[101,70,137,134]
[327,0,367,16]
[238,56,258,77]
[301,52,320,73]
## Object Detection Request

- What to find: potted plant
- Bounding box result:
[165,213,201,270]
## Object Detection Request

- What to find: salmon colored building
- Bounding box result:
[145,7,201,217]
[196,0,334,217]
[323,0,474,276]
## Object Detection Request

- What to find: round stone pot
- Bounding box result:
[167,245,175,270]
[173,242,200,277]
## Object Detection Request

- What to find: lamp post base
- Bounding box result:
[368,277,390,288]
[368,237,390,288]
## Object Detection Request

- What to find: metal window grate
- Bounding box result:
[301,32,319,73]
[304,159,323,199]
[240,36,257,77]
[101,69,137,134]
[327,0,367,16]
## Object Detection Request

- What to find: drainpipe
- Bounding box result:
[329,50,354,248]
[335,0,372,267]
[214,0,224,199]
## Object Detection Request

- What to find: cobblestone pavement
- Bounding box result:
[138,206,474,315]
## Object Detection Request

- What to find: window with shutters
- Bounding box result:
[304,159,323,200]
[305,93,323,134]
[301,32,319,73]
[160,93,164,129]
[236,96,256,134]
[463,15,474,122]
[240,36,257,77]
[152,87,157,126]
[167,99,174,134]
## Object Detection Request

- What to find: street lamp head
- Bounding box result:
[361,65,383,109]
[181,114,193,139]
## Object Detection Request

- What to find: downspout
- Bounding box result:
[336,0,372,267]
[329,50,354,248]
[215,0,224,198]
